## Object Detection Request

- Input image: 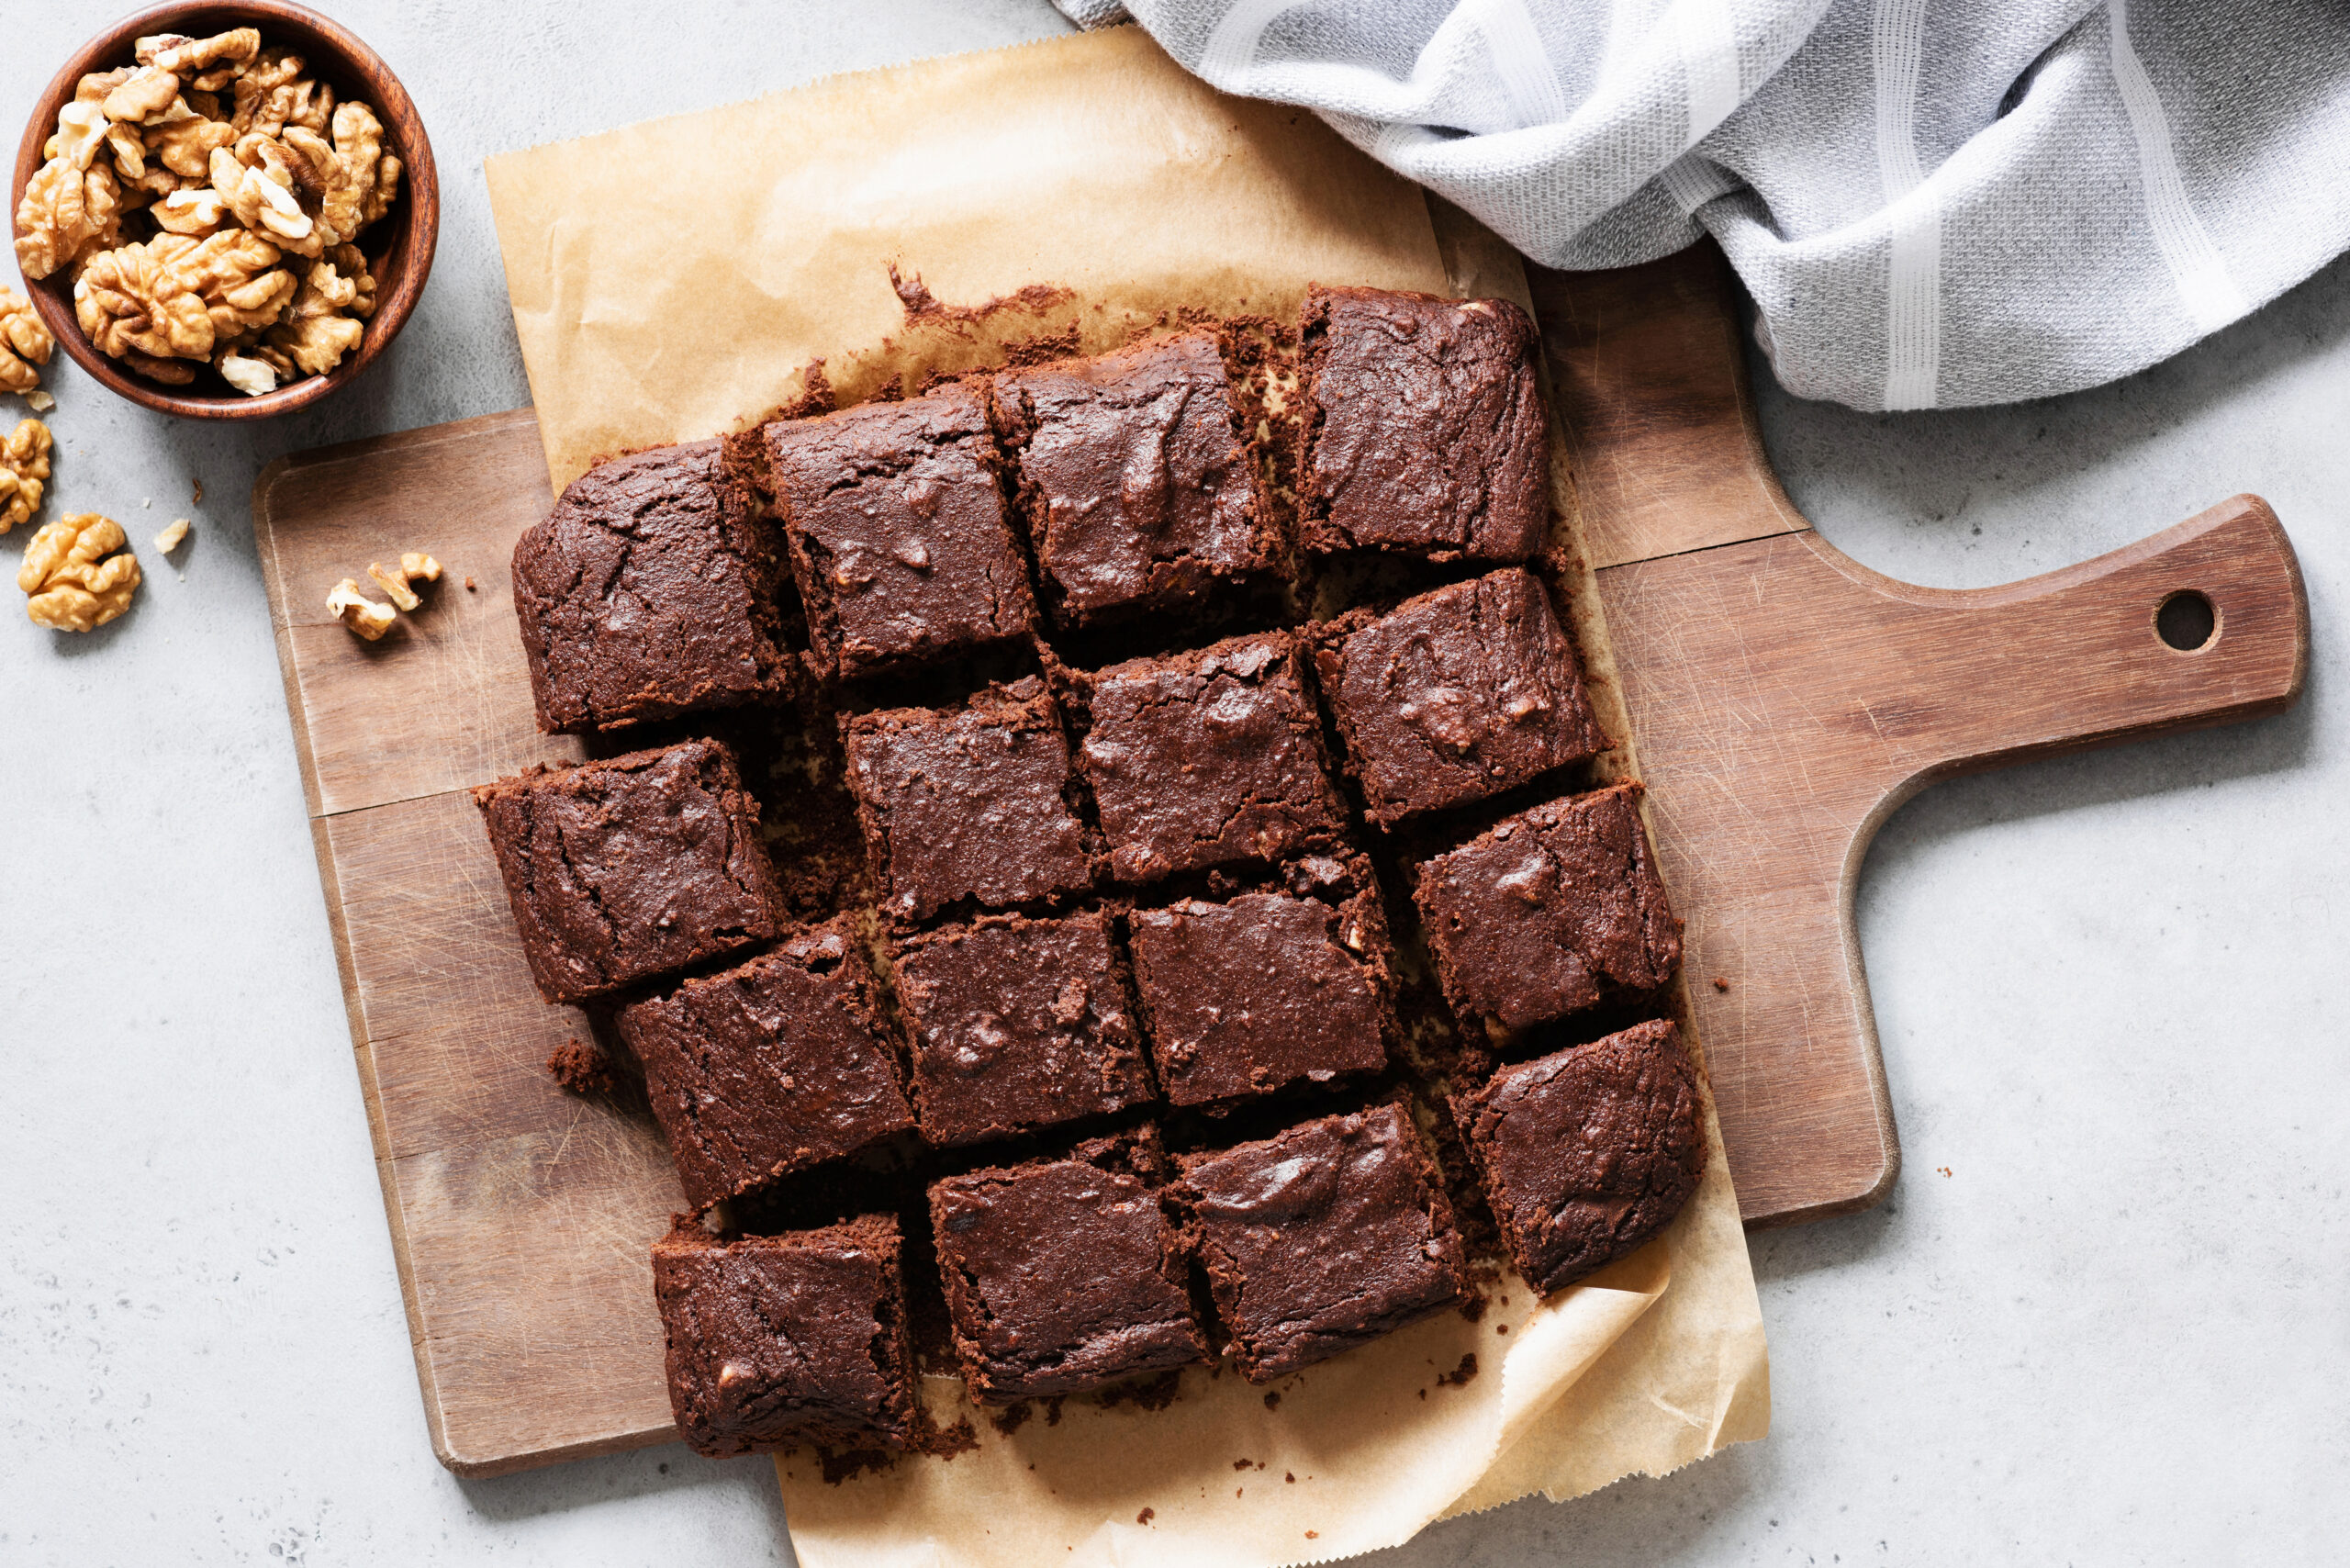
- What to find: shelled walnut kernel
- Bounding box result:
[2,286,56,394]
[20,512,140,631]
[13,26,402,396]
[2,418,53,532]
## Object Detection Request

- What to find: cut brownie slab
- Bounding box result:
[765,382,1035,681]
[1299,286,1547,562]
[928,1128,1204,1402]
[653,1215,917,1458]
[1313,567,1605,825]
[474,739,780,1004]
[1075,631,1348,884]
[1127,888,1391,1108]
[1177,1101,1467,1383]
[890,909,1154,1148]
[1413,783,1679,1034]
[843,676,1092,925]
[618,921,915,1210]
[993,331,1280,626]
[1452,1019,1706,1294]
[510,440,798,734]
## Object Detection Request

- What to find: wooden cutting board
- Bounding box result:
[254,241,2306,1476]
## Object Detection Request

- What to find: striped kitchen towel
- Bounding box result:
[1057,0,2350,412]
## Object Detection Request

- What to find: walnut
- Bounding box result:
[104,66,184,126]
[327,577,395,640]
[209,141,316,252]
[1,417,53,532]
[139,28,261,83]
[368,553,440,610]
[122,348,198,386]
[217,349,276,396]
[15,157,122,280]
[73,69,136,107]
[326,244,377,320]
[46,99,110,169]
[154,517,192,553]
[151,186,230,237]
[75,240,213,360]
[19,512,140,631]
[147,99,236,180]
[261,256,364,376]
[329,101,399,233]
[231,51,330,139]
[2,286,56,394]
[75,230,294,370]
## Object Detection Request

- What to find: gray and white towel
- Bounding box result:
[1057,0,2350,411]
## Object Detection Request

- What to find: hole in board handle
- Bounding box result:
[2155,589,2218,652]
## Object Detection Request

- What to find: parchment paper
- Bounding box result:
[485,26,1767,1565]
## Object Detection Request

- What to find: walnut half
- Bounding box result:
[327,577,396,640]
[20,512,140,631]
[2,417,54,532]
[2,286,56,394]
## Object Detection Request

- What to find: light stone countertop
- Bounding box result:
[2,3,2343,1562]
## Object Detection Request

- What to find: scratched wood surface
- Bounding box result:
[254,245,2306,1475]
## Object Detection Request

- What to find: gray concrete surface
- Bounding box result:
[2,2,2342,1562]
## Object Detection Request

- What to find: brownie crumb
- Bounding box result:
[1092,1368,1184,1411]
[1459,1293,1488,1324]
[1437,1353,1479,1387]
[1136,1507,1155,1526]
[1264,1392,1281,1411]
[988,1402,1034,1439]
[1233,1457,1253,1471]
[819,1446,894,1484]
[1284,1472,1295,1483]
[914,1413,979,1459]
[464,576,476,591]
[1713,976,1730,991]
[1044,1396,1065,1427]
[545,1037,615,1096]
[888,263,1074,326]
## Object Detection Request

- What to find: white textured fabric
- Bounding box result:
[1058,0,2350,410]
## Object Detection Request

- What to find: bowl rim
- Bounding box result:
[10,0,439,420]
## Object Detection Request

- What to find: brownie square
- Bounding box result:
[993,331,1279,626]
[1075,631,1348,884]
[1177,1102,1467,1382]
[1453,1020,1706,1294]
[843,676,1092,924]
[618,921,915,1210]
[1299,286,1547,562]
[510,440,799,734]
[474,739,780,1004]
[890,910,1154,1148]
[1313,568,1606,825]
[1413,784,1680,1034]
[1128,888,1391,1108]
[928,1128,1204,1401]
[765,382,1036,680]
[653,1215,917,1458]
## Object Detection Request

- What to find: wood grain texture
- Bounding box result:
[1529,247,2310,1225]
[254,248,2307,1472]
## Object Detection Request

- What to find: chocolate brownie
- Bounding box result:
[843,677,1092,924]
[928,1128,1204,1401]
[1313,568,1605,824]
[1127,889,1391,1108]
[1413,784,1679,1034]
[765,382,1036,680]
[510,440,799,734]
[993,331,1279,626]
[653,1215,917,1458]
[890,910,1154,1148]
[1452,1019,1706,1294]
[619,922,915,1210]
[1177,1102,1467,1382]
[474,739,780,1004]
[1298,286,1547,562]
[1075,631,1348,884]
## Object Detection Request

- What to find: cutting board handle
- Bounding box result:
[1821,492,2309,794]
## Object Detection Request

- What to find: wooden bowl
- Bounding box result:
[10,1,438,420]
